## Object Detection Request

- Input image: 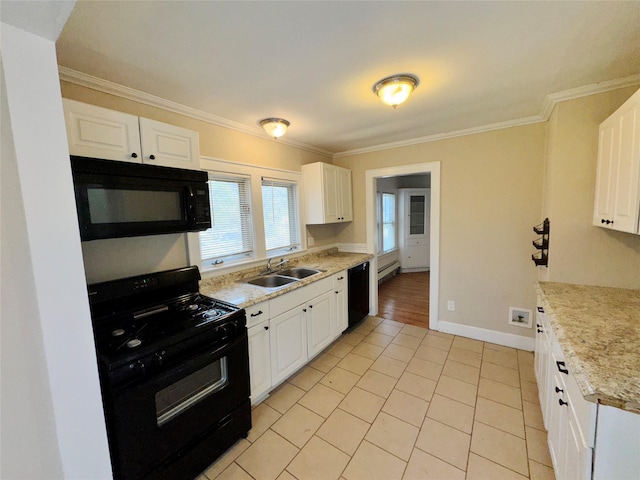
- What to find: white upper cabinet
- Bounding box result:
[302,162,353,224]
[593,88,640,234]
[63,99,201,170]
[63,99,141,163]
[138,117,200,169]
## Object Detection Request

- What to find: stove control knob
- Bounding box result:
[112,328,125,337]
[131,360,146,375]
[152,351,165,367]
[127,338,142,348]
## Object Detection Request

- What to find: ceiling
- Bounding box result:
[55,1,640,155]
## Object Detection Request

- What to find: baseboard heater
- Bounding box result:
[378,261,401,283]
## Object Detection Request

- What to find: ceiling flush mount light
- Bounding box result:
[260,118,290,139]
[373,74,419,108]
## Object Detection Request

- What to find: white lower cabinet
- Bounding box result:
[333,271,348,334]
[247,322,271,403]
[245,274,351,403]
[535,300,640,480]
[306,291,334,359]
[269,307,308,385]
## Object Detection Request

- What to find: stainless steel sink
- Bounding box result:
[245,275,298,289]
[277,267,323,279]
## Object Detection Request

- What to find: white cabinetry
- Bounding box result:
[534,301,640,480]
[333,271,348,334]
[305,291,334,359]
[399,188,430,271]
[246,302,271,404]
[269,307,308,385]
[63,99,201,170]
[302,162,353,224]
[593,88,640,234]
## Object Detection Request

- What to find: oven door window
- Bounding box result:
[155,357,228,426]
[88,187,183,224]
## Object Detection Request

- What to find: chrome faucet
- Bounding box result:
[272,258,289,271]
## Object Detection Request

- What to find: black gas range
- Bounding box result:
[88,266,251,480]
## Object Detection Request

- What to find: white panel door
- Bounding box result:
[139,117,200,170]
[322,165,339,223]
[248,322,272,403]
[270,308,307,385]
[306,291,334,358]
[63,98,141,163]
[337,167,353,222]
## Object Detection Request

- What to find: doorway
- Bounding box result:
[365,162,440,331]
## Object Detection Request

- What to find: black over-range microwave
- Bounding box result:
[70,156,211,241]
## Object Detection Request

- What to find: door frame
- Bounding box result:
[365,162,440,330]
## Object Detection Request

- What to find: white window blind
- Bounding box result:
[199,174,253,265]
[261,177,300,254]
[382,192,396,252]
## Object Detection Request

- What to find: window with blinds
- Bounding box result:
[199,174,254,266]
[261,177,300,255]
[381,192,396,252]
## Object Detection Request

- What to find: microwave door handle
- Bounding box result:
[186,185,196,223]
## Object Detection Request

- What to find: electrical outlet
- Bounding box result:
[447,300,455,311]
[307,235,314,246]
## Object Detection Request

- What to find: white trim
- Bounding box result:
[336,74,640,158]
[58,66,333,158]
[336,243,368,253]
[365,162,440,329]
[438,321,535,351]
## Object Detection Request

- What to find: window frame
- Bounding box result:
[261,177,302,257]
[379,191,397,254]
[188,157,305,273]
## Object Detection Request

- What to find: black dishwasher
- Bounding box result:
[348,261,370,328]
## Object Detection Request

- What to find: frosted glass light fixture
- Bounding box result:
[372,74,419,108]
[260,118,290,138]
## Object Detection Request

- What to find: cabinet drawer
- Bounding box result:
[246,301,270,328]
[333,270,346,289]
[269,277,332,317]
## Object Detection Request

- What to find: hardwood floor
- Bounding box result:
[377,271,429,328]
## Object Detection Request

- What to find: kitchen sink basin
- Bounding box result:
[277,267,323,279]
[245,275,298,289]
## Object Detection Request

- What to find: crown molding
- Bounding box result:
[333,115,544,158]
[335,73,640,158]
[59,66,640,160]
[58,66,333,158]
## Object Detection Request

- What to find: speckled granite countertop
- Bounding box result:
[200,249,373,308]
[535,282,640,413]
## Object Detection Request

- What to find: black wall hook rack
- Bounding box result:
[532,218,550,266]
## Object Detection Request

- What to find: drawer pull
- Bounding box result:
[559,399,568,406]
[337,276,344,280]
[555,386,564,394]
[556,361,569,375]
[250,310,263,317]
[537,329,543,333]
[537,306,544,313]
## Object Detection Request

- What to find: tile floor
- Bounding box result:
[197,316,556,480]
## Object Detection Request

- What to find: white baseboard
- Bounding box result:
[337,243,368,253]
[437,321,535,351]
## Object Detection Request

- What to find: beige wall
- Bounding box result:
[335,123,547,338]
[540,86,640,288]
[60,82,339,281]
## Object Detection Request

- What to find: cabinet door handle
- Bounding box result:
[555,386,564,394]
[250,310,263,317]
[537,329,543,333]
[335,291,339,294]
[556,361,569,375]
[303,308,307,312]
[309,305,313,309]
[559,399,568,406]
[601,219,606,224]
[337,276,344,280]
[149,154,156,160]
[131,152,138,158]
[537,306,544,313]
[264,325,269,331]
